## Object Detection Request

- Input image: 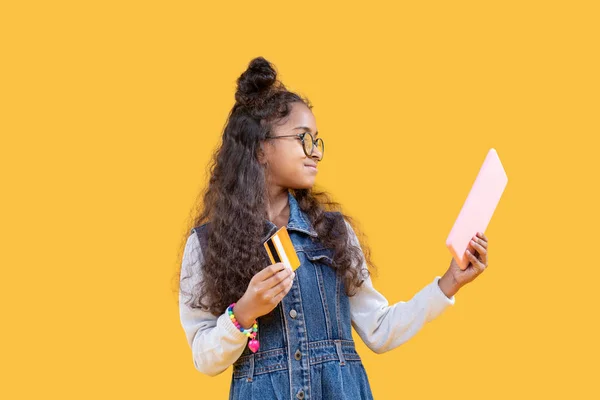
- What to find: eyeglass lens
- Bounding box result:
[302,134,324,160]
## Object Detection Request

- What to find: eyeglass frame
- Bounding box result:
[264,132,325,160]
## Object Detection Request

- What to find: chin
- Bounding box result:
[291,180,315,190]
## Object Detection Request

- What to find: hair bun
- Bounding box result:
[235,57,277,106]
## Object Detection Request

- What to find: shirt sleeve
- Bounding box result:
[178,232,249,376]
[345,220,455,354]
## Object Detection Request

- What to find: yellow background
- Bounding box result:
[2,1,599,399]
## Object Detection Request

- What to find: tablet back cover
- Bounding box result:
[446,148,508,269]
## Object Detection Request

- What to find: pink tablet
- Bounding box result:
[446,148,508,270]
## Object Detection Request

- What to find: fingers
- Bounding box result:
[470,238,488,264]
[254,262,287,282]
[262,265,294,289]
[272,281,293,304]
[475,231,488,246]
[465,249,486,274]
[266,271,295,300]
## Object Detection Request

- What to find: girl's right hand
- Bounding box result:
[232,263,295,328]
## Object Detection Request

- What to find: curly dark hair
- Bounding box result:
[176,56,376,316]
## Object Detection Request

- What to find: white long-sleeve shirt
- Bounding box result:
[178,221,455,376]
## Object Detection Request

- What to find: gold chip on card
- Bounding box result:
[263,226,301,271]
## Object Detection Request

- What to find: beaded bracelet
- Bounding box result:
[227,303,260,353]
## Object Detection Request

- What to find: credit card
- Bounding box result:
[263,226,301,271]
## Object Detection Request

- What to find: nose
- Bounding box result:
[311,145,323,161]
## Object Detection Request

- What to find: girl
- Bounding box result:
[178,57,489,400]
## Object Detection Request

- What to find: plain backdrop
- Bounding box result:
[1,1,599,398]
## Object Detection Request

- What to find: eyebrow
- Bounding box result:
[293,126,319,137]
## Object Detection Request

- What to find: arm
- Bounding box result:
[345,220,455,354]
[178,233,248,376]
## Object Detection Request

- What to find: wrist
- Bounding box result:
[438,270,461,298]
[232,298,255,329]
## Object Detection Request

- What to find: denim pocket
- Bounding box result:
[302,247,334,265]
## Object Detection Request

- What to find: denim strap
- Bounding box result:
[334,340,346,366]
[246,353,255,382]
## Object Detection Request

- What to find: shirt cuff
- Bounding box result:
[217,310,251,342]
[432,276,456,306]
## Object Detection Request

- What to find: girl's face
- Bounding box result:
[261,102,322,190]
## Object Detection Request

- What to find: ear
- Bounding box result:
[257,144,267,165]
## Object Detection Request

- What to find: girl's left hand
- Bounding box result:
[438,232,489,298]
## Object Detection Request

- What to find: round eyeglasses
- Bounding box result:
[265,132,325,160]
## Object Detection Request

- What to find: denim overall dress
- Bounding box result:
[192,192,374,400]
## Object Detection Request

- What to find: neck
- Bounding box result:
[266,186,289,223]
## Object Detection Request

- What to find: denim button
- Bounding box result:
[296,389,305,399]
[294,350,302,360]
[289,309,297,319]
